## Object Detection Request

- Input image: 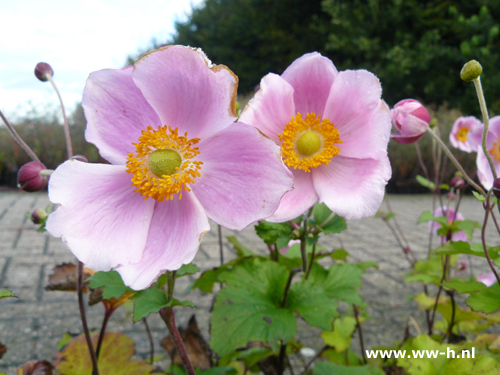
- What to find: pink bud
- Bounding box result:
[17,161,49,192]
[447,191,456,200]
[493,178,500,200]
[458,262,467,271]
[71,154,88,163]
[31,208,48,224]
[34,62,54,82]
[391,99,431,144]
[403,247,410,254]
[451,176,465,189]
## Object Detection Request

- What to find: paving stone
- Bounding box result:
[0,190,499,373]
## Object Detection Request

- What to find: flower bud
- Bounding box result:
[458,262,467,271]
[391,99,431,144]
[460,60,482,82]
[451,176,465,189]
[31,208,48,224]
[447,191,456,201]
[403,247,410,254]
[34,62,54,82]
[70,154,88,163]
[493,178,500,200]
[17,161,49,192]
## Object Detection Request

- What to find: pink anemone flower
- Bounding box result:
[390,99,431,144]
[477,273,497,287]
[239,52,392,221]
[477,116,500,189]
[449,116,482,153]
[46,46,293,290]
[429,207,467,242]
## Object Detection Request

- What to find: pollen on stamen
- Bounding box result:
[279,112,342,172]
[126,125,203,201]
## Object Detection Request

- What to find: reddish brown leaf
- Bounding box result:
[45,263,95,293]
[17,360,53,375]
[161,315,212,370]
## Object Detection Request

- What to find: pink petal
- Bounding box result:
[312,155,391,220]
[266,168,318,223]
[281,52,338,116]
[132,46,238,140]
[83,67,162,165]
[478,273,497,287]
[323,70,391,160]
[116,193,210,290]
[46,160,155,271]
[239,73,295,143]
[192,123,294,230]
[391,132,425,144]
[476,148,500,190]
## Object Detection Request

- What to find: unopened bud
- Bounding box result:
[31,208,48,224]
[460,60,482,82]
[403,247,410,254]
[34,62,54,82]
[447,191,456,200]
[493,178,500,200]
[70,154,88,163]
[17,161,49,192]
[458,262,467,271]
[391,99,430,144]
[451,176,465,189]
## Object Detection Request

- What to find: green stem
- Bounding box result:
[300,208,314,272]
[426,128,486,196]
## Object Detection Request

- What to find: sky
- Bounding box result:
[0,0,204,121]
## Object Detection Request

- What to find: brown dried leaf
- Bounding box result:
[88,288,132,311]
[161,315,212,370]
[45,263,95,293]
[17,360,53,375]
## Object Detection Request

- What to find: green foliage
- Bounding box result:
[467,283,500,313]
[312,361,384,375]
[88,270,134,300]
[313,203,347,235]
[254,220,294,249]
[131,289,195,322]
[167,365,238,375]
[0,290,16,299]
[321,317,357,352]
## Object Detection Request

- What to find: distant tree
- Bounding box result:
[321,0,500,114]
[133,0,332,93]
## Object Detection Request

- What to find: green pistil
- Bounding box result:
[297,131,321,156]
[149,149,182,177]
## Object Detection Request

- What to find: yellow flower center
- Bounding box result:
[279,112,342,172]
[457,127,469,142]
[126,125,203,201]
[490,138,500,162]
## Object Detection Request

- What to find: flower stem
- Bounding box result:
[0,110,41,163]
[426,128,486,196]
[47,75,73,158]
[143,318,155,364]
[481,196,500,286]
[217,224,224,266]
[77,261,99,375]
[95,307,114,360]
[473,77,497,181]
[300,208,313,273]
[305,244,316,280]
[159,307,196,375]
[353,305,367,364]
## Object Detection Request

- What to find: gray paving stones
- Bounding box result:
[0,190,498,373]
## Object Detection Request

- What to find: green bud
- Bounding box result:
[429,118,438,128]
[460,60,483,82]
[148,149,182,177]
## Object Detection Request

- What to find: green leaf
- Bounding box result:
[131,288,169,322]
[436,242,500,259]
[0,290,16,299]
[54,332,154,375]
[176,263,200,277]
[405,256,443,285]
[227,236,255,257]
[418,210,448,225]
[443,280,487,294]
[287,278,339,330]
[254,221,293,248]
[455,220,481,240]
[473,191,486,202]
[330,249,349,261]
[57,332,73,350]
[356,262,378,271]
[88,270,134,300]
[443,355,500,374]
[191,257,254,293]
[211,258,296,356]
[416,175,436,190]
[321,316,357,352]
[167,365,238,375]
[313,362,384,375]
[307,263,364,305]
[313,203,347,234]
[466,283,500,313]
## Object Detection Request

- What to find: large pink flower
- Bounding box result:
[477,116,500,189]
[449,116,482,153]
[239,52,392,221]
[46,46,293,290]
